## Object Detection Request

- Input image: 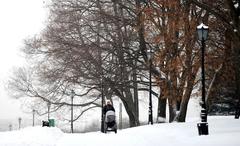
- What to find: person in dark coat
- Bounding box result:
[103,100,117,133]
[103,100,115,115]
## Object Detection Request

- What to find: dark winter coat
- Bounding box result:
[103,104,115,115]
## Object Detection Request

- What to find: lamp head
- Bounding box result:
[197,23,209,41]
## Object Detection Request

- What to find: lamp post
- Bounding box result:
[32,109,36,127]
[147,48,154,125]
[18,117,22,130]
[101,77,105,133]
[197,23,209,135]
[47,102,51,120]
[71,89,75,133]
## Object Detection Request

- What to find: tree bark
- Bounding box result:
[157,91,166,123]
[133,59,139,121]
[233,36,240,113]
[123,88,140,127]
[168,99,177,122]
[175,73,196,122]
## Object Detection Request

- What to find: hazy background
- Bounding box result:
[0,0,47,130]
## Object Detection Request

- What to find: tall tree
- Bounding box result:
[138,0,229,122]
[8,0,151,127]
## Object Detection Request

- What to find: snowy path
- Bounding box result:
[0,116,239,146]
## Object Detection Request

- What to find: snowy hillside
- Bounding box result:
[0,116,239,146]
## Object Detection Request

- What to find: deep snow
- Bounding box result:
[0,116,239,146]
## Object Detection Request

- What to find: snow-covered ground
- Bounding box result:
[0,116,239,146]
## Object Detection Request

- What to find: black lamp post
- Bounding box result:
[18,117,22,130]
[147,48,154,125]
[32,109,36,127]
[71,89,75,133]
[101,78,105,133]
[197,23,209,135]
[47,102,51,120]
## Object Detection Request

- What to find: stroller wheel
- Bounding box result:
[114,129,117,133]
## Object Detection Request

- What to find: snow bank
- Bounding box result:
[0,126,63,146]
[0,116,240,146]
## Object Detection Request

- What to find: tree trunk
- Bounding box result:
[168,99,177,122]
[175,74,195,122]
[157,92,166,123]
[122,89,140,127]
[233,36,240,115]
[133,59,139,121]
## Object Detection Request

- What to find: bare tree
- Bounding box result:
[8,0,149,127]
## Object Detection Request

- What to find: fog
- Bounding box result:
[0,0,47,121]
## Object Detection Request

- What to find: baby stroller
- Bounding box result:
[104,110,117,133]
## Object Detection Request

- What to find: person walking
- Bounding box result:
[103,100,115,115]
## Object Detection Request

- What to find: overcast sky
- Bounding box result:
[0,0,47,120]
